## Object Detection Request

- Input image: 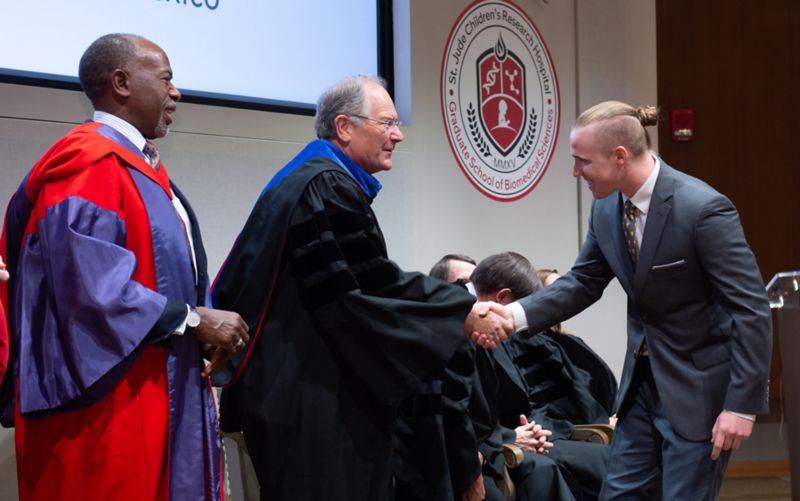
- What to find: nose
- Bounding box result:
[390,125,404,143]
[170,83,181,102]
[572,159,581,178]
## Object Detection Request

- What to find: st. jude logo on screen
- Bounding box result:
[441,0,560,202]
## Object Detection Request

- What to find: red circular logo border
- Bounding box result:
[439,0,562,202]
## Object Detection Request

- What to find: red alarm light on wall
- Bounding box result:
[671,109,694,142]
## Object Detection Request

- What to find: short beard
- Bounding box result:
[153,123,170,139]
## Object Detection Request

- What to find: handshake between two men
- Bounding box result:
[464,301,515,349]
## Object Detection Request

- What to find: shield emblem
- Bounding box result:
[477,34,526,155]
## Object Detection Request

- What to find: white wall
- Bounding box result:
[565,0,658,385]
[0,1,667,498]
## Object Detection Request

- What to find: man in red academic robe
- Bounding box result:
[0,34,249,501]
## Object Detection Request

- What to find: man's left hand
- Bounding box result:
[710,411,754,460]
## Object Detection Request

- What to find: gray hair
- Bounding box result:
[78,33,145,107]
[314,75,387,139]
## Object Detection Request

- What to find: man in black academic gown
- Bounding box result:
[212,76,506,500]
[472,252,610,500]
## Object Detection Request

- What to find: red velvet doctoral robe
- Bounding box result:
[1,122,220,500]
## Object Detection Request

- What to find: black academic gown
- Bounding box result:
[213,157,473,501]
[495,331,613,439]
[549,332,618,417]
[476,347,575,501]
[493,331,611,500]
[392,335,484,501]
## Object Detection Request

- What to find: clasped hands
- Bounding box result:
[190,306,250,377]
[464,301,515,349]
[515,415,554,454]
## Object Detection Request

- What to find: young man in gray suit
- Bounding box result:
[467,101,772,499]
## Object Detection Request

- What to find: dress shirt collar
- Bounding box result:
[623,155,660,215]
[92,111,147,153]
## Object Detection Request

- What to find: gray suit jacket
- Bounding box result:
[519,161,772,440]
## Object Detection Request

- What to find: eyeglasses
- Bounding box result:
[349,114,402,131]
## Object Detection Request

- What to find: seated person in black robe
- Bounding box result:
[429,254,478,287]
[211,76,499,501]
[536,268,618,419]
[472,252,611,500]
[394,254,571,501]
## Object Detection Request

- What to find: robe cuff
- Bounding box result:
[146,299,191,344]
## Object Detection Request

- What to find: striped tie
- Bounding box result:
[623,199,638,264]
[143,140,160,170]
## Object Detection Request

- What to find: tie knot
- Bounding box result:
[624,199,636,217]
[143,141,160,169]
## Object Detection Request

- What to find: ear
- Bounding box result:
[333,114,353,144]
[496,288,514,305]
[612,145,629,165]
[110,68,132,98]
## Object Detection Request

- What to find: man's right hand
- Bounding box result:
[192,306,249,377]
[465,301,514,349]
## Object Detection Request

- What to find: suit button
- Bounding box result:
[641,313,649,322]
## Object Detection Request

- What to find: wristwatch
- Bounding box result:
[187,306,201,329]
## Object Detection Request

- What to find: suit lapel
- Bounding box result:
[634,164,674,297]
[596,195,635,295]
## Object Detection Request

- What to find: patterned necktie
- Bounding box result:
[623,199,638,264]
[143,140,160,170]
